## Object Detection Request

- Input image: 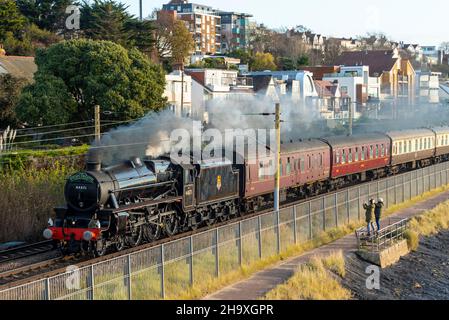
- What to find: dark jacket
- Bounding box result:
[374,202,384,219]
[363,202,374,223]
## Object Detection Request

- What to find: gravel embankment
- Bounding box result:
[342,230,449,300]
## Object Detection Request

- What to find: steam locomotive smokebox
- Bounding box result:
[196,162,239,205]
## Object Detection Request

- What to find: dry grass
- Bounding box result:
[403,200,449,251]
[0,163,76,242]
[264,250,351,300]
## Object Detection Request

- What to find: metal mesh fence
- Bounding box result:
[2,161,449,300]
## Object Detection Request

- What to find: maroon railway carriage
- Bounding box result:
[321,134,391,183]
[242,140,331,207]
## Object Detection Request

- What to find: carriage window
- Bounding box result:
[380,145,384,157]
[355,148,359,161]
[415,140,419,151]
[348,149,353,163]
[286,158,291,175]
[259,162,264,180]
[420,138,423,150]
[375,145,379,158]
[404,142,407,153]
[320,153,323,167]
[308,155,311,169]
[335,151,340,164]
[409,141,412,152]
[300,158,305,173]
[361,147,366,160]
[370,146,374,158]
[446,135,448,145]
[429,138,432,149]
[280,162,283,176]
[294,159,299,171]
[424,138,427,149]
[399,142,402,154]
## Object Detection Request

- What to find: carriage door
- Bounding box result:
[183,168,196,211]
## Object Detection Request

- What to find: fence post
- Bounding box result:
[308,202,312,240]
[44,278,50,300]
[293,205,298,245]
[160,245,165,299]
[322,197,326,231]
[215,228,219,278]
[335,193,338,227]
[90,265,95,300]
[357,187,361,221]
[127,254,132,300]
[258,216,262,259]
[238,221,243,266]
[276,210,281,254]
[189,236,194,286]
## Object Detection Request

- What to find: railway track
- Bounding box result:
[0,241,56,264]
[0,256,78,286]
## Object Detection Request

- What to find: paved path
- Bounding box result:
[204,190,449,300]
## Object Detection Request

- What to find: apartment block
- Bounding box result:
[162,0,221,55]
[219,12,253,53]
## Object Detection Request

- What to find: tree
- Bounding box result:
[16,0,74,32]
[0,0,26,40]
[0,75,28,128]
[80,0,132,46]
[170,20,194,65]
[251,52,277,71]
[17,39,167,126]
[153,12,194,66]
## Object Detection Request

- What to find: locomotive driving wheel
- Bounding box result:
[94,238,108,257]
[163,204,179,236]
[127,220,143,247]
[114,235,126,251]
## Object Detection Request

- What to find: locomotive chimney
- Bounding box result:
[86,148,102,171]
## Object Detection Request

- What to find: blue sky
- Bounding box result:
[122,0,446,46]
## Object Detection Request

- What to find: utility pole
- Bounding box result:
[274,102,281,213]
[139,0,143,21]
[94,105,101,143]
[180,64,185,117]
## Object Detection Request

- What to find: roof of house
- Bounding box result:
[334,50,399,77]
[0,56,37,82]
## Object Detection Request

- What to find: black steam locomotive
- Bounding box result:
[44,156,240,256]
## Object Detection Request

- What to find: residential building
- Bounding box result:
[219,12,253,53]
[415,71,441,104]
[421,46,443,65]
[297,66,340,80]
[164,70,193,117]
[328,37,363,51]
[244,70,318,100]
[335,49,415,102]
[185,68,254,121]
[323,69,365,106]
[161,0,221,55]
[314,80,343,113]
[285,30,326,52]
[0,55,37,82]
